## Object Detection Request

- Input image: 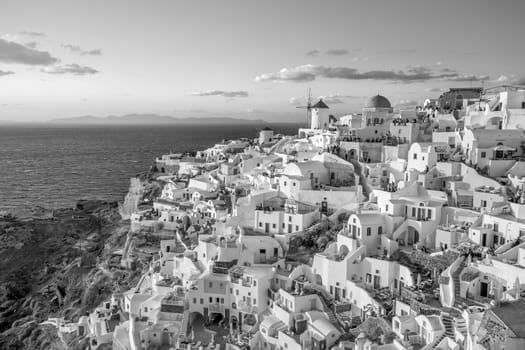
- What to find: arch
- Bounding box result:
[339,244,349,256]
[455,94,464,109]
[161,328,171,345]
[313,273,323,285]
[209,312,224,325]
[407,226,420,245]
[231,315,238,330]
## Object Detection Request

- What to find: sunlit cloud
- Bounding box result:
[255,64,485,83]
[62,44,102,56]
[189,90,249,98]
[42,63,99,75]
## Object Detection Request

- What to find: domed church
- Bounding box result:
[361,94,394,130]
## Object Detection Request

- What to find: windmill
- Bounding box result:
[296,88,312,127]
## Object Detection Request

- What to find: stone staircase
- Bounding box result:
[452,259,466,308]
[421,313,455,350]
[308,284,344,333]
[454,315,468,338]
[441,313,455,338]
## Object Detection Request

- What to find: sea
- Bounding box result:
[0,123,300,215]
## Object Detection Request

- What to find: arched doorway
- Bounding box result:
[407,227,420,245]
[161,328,171,345]
[455,94,463,110]
[339,244,349,257]
[209,312,224,325]
[231,315,238,330]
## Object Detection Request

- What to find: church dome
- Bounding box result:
[365,94,391,109]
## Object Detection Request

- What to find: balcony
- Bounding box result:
[237,301,257,314]
[208,303,225,313]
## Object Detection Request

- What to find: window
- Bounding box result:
[272,223,276,228]
[494,223,499,232]
[209,297,213,303]
[367,227,371,236]
[282,223,285,228]
[236,289,239,295]
[193,298,196,304]
[254,280,257,286]
[259,222,262,227]
[292,182,296,187]
[385,204,389,212]
[481,152,486,158]
[522,101,525,109]
[209,282,213,288]
[296,225,299,231]
[284,181,287,186]
[412,207,416,217]
[378,226,382,235]
[221,298,224,304]
[216,297,220,303]
[200,298,203,304]
[413,153,417,160]
[366,273,372,283]
[288,216,292,222]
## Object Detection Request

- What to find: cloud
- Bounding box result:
[24,41,38,49]
[306,49,321,56]
[424,87,446,92]
[318,93,358,104]
[394,99,419,107]
[514,76,525,85]
[0,38,58,65]
[446,74,489,82]
[255,64,489,83]
[0,69,14,76]
[62,44,102,56]
[289,97,301,106]
[326,48,349,56]
[20,31,46,37]
[255,66,317,82]
[42,63,98,75]
[246,108,265,113]
[190,90,249,98]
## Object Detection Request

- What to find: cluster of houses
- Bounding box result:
[53,86,525,350]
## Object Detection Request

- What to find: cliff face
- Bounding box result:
[0,201,134,349]
[119,177,144,219]
[118,176,164,219]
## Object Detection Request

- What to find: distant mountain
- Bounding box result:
[49,114,269,125]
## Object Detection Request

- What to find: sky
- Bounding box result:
[0,0,524,122]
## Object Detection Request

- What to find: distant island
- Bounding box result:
[48,114,269,125]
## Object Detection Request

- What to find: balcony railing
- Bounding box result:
[237,301,257,314]
[208,303,224,313]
